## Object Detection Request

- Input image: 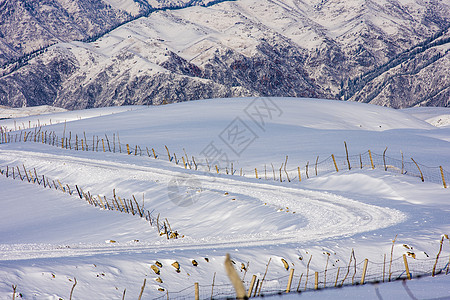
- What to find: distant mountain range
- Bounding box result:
[0,0,448,109]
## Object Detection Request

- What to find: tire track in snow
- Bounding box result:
[0,148,406,260]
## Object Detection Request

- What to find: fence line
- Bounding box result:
[150,248,450,299]
[1,131,450,298]
[1,130,448,189]
[0,163,179,239]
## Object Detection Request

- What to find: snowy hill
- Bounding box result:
[0,97,449,299]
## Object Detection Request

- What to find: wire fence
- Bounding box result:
[149,253,450,299]
[1,129,450,298]
[1,129,448,189]
[0,162,179,239]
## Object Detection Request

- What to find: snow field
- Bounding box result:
[1,97,450,299]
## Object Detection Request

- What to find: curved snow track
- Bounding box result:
[0,147,406,260]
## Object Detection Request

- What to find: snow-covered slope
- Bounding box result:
[0,97,449,298]
[403,106,450,127]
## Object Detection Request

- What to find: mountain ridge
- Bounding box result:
[0,0,448,109]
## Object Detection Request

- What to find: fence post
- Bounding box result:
[411,158,424,182]
[284,156,290,182]
[152,148,157,159]
[225,254,247,299]
[331,154,339,172]
[440,166,447,188]
[360,259,368,285]
[334,267,340,287]
[298,167,301,182]
[403,254,411,280]
[286,269,294,293]
[368,150,374,169]
[253,279,259,297]
[432,236,444,277]
[23,165,30,182]
[255,168,258,179]
[344,141,351,170]
[315,156,319,175]
[248,275,257,298]
[138,278,146,300]
[194,282,199,300]
[126,144,130,155]
[401,151,405,174]
[279,167,283,182]
[383,147,388,171]
[314,272,319,290]
[165,145,171,161]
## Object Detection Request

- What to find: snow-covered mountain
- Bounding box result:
[0,0,449,109]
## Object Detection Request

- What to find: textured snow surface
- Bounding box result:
[0,98,449,299]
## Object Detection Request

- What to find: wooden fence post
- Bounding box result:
[331,154,339,172]
[360,259,368,285]
[165,145,171,161]
[279,166,283,182]
[440,166,447,188]
[258,258,271,296]
[253,279,259,297]
[152,148,157,159]
[304,255,312,291]
[225,254,246,299]
[105,134,111,152]
[411,158,424,182]
[344,141,351,170]
[284,156,290,182]
[432,236,444,277]
[286,269,294,293]
[368,150,374,169]
[255,168,258,179]
[138,279,146,300]
[314,272,319,290]
[403,254,411,280]
[23,165,30,182]
[401,151,405,174]
[315,156,319,175]
[248,275,257,298]
[334,267,340,287]
[126,144,130,155]
[298,166,301,182]
[194,282,199,300]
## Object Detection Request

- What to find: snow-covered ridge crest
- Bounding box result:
[0,0,448,109]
